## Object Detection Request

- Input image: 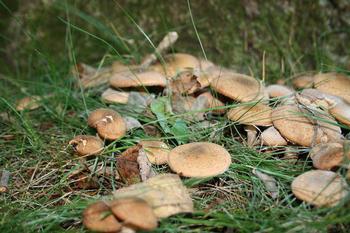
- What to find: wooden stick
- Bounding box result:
[0,170,10,193]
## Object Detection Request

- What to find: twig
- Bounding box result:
[0,170,10,193]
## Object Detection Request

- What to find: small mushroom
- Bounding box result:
[150,53,200,78]
[210,73,266,102]
[291,72,315,89]
[168,142,231,178]
[291,170,349,207]
[101,88,129,104]
[314,72,350,103]
[69,135,104,156]
[139,140,170,165]
[261,126,288,146]
[16,96,42,111]
[227,103,272,126]
[83,201,122,233]
[110,198,158,231]
[309,142,348,170]
[87,108,127,140]
[110,70,167,88]
[266,84,294,98]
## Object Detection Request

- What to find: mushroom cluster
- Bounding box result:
[64,32,350,232]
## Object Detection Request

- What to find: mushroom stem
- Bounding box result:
[244,125,258,147]
[0,170,10,193]
[141,31,179,68]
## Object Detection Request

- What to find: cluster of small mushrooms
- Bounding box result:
[14,32,350,232]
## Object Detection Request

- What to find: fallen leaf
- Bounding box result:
[113,173,193,218]
[252,168,278,199]
[137,148,156,181]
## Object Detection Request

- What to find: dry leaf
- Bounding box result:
[252,168,278,199]
[137,148,156,181]
[113,173,194,218]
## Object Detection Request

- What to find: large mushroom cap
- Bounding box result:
[150,53,200,78]
[210,73,265,102]
[110,198,158,231]
[261,126,288,146]
[140,140,170,165]
[168,142,231,178]
[329,102,350,127]
[266,84,294,98]
[314,72,350,103]
[83,201,122,233]
[110,70,167,88]
[291,170,349,207]
[272,104,342,147]
[227,103,272,126]
[296,88,342,110]
[309,142,345,170]
[69,135,104,156]
[88,108,127,140]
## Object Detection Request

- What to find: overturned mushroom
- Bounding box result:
[291,170,349,207]
[139,140,170,165]
[110,198,158,231]
[309,142,349,170]
[168,142,231,178]
[227,103,272,126]
[210,73,266,102]
[83,201,122,233]
[261,126,288,146]
[69,135,104,156]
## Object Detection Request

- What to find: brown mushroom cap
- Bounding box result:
[210,73,265,102]
[150,53,200,78]
[272,104,342,147]
[16,96,42,111]
[329,102,350,127]
[140,140,170,165]
[266,84,294,98]
[168,142,231,178]
[110,198,158,231]
[87,108,118,128]
[196,65,235,89]
[261,126,288,146]
[291,72,315,89]
[110,70,167,88]
[227,103,272,126]
[83,201,122,233]
[314,72,350,103]
[199,59,215,71]
[291,170,349,207]
[101,88,129,104]
[69,135,104,156]
[296,88,342,110]
[309,142,346,170]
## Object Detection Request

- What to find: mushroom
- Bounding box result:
[110,198,158,231]
[16,95,42,111]
[314,72,350,103]
[196,65,236,89]
[167,70,201,94]
[168,142,231,178]
[210,73,266,102]
[329,102,350,127]
[291,72,315,89]
[265,84,294,98]
[261,126,288,146]
[101,88,130,104]
[83,201,122,233]
[244,125,258,147]
[109,70,167,88]
[227,103,272,126]
[199,59,215,71]
[69,135,104,156]
[291,170,349,207]
[309,142,348,170]
[295,88,342,110]
[272,104,342,147]
[87,108,127,140]
[150,53,200,78]
[139,140,170,165]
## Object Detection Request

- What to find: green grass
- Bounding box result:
[1,0,350,232]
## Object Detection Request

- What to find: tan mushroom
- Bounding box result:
[244,125,258,147]
[210,73,265,102]
[83,201,122,233]
[110,198,158,231]
[16,96,42,111]
[296,88,342,110]
[101,88,130,104]
[309,142,349,170]
[168,142,231,178]
[329,102,350,127]
[272,104,342,147]
[69,135,104,156]
[291,72,315,89]
[314,72,350,103]
[265,84,294,98]
[110,70,167,88]
[199,59,215,71]
[291,170,349,207]
[227,103,272,126]
[87,108,127,140]
[196,65,235,89]
[261,126,288,146]
[150,53,200,78]
[139,140,170,165]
